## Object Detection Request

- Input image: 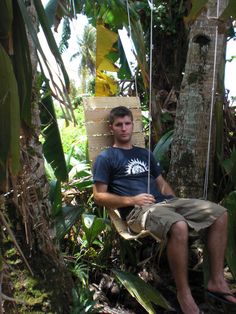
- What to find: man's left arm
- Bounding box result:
[156,174,176,197]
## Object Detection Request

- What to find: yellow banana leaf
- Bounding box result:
[97,57,119,72]
[95,70,118,96]
[96,23,118,70]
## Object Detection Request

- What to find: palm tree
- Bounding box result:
[70,24,96,93]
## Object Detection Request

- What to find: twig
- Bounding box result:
[0,211,34,276]
[1,292,26,304]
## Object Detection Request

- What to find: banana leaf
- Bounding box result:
[153,129,174,172]
[113,269,173,313]
[0,0,13,40]
[40,82,68,182]
[117,36,132,80]
[45,0,148,87]
[16,0,70,102]
[54,205,84,240]
[82,214,109,247]
[0,44,20,181]
[49,179,62,217]
[33,0,70,91]
[12,1,32,126]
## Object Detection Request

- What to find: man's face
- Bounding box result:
[110,115,134,145]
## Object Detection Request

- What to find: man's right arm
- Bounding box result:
[93,182,155,209]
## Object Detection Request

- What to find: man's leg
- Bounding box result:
[207,212,236,303]
[167,221,199,314]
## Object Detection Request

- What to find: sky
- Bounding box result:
[225,38,236,101]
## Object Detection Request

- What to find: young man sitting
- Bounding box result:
[93,106,236,314]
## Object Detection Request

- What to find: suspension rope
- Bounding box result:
[125,0,138,96]
[125,0,154,194]
[203,0,220,199]
[147,0,154,194]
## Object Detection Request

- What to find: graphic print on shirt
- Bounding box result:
[125,158,148,175]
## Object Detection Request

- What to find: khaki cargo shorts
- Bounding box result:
[126,197,227,240]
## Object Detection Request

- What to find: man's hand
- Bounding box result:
[93,183,155,209]
[133,193,155,206]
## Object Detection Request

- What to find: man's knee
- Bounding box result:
[169,220,188,240]
[213,211,228,227]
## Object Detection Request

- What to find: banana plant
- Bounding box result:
[0,0,74,183]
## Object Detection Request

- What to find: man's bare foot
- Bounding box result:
[177,291,200,314]
[207,280,236,304]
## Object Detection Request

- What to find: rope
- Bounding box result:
[147,0,154,194]
[125,0,154,194]
[125,0,138,96]
[203,0,220,199]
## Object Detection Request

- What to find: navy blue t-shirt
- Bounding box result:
[93,146,173,218]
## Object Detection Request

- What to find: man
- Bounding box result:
[93,106,236,314]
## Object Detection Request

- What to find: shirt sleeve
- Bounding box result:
[93,153,111,184]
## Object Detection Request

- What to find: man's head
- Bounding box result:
[108,106,134,147]
[109,106,133,125]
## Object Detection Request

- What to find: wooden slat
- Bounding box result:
[84,107,142,123]
[83,96,141,110]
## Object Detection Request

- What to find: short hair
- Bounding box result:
[109,106,133,125]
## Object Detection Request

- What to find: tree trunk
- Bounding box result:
[167,0,227,198]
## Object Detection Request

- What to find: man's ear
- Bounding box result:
[109,124,113,134]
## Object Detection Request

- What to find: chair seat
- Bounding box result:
[107,208,161,242]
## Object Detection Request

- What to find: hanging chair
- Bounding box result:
[83,96,161,242]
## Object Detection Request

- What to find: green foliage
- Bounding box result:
[153,129,173,173]
[0,43,20,181]
[12,1,32,126]
[71,284,101,314]
[55,103,87,159]
[59,121,87,159]
[223,191,236,280]
[40,82,68,182]
[82,214,109,248]
[32,0,70,90]
[49,179,62,216]
[48,151,93,240]
[70,24,96,76]
[221,149,236,188]
[72,261,89,286]
[216,149,236,200]
[0,0,13,39]
[113,269,173,313]
[58,16,71,53]
[54,205,84,240]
